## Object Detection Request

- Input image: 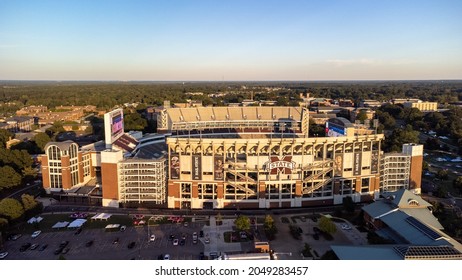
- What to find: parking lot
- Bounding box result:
[3,221,207,260]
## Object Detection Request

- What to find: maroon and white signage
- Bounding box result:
[265,156,296,174]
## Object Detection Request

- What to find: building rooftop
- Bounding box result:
[331,245,462,260]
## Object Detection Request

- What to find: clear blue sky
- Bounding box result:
[1,0,461,80]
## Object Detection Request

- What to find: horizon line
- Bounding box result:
[1,79,462,83]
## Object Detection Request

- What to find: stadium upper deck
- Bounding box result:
[158,106,309,136]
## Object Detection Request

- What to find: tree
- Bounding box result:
[22,166,37,182]
[21,194,38,212]
[234,215,250,232]
[0,166,22,191]
[46,122,65,140]
[356,110,368,122]
[264,215,278,240]
[0,217,8,232]
[0,130,14,148]
[123,112,147,131]
[318,216,337,235]
[33,132,51,152]
[376,111,396,130]
[0,198,25,221]
[384,125,419,152]
[437,169,449,180]
[453,176,462,194]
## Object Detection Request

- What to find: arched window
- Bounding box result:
[69,144,78,159]
[47,145,61,161]
[408,199,420,206]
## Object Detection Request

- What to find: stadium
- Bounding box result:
[41,106,422,209]
[161,106,384,209]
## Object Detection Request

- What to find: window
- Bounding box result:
[361,178,370,193]
[198,183,217,199]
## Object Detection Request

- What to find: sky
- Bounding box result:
[0,0,461,81]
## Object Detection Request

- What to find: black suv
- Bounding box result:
[19,243,32,252]
[59,241,69,249]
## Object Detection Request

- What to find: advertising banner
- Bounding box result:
[192,155,202,180]
[353,152,361,176]
[214,156,224,180]
[334,153,343,176]
[170,153,180,179]
[371,150,379,174]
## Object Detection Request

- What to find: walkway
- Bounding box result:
[201,217,242,257]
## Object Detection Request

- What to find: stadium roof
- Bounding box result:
[166,106,304,123]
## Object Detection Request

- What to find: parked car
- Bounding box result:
[173,239,179,246]
[199,230,204,238]
[19,243,32,252]
[204,237,210,244]
[59,241,69,249]
[86,240,94,247]
[113,238,120,245]
[62,247,70,254]
[163,254,170,260]
[120,225,126,232]
[9,234,22,241]
[179,239,185,246]
[341,223,352,230]
[168,234,175,241]
[31,230,41,238]
[75,228,82,235]
[149,234,156,242]
[38,244,48,251]
[30,244,39,250]
[54,247,63,255]
[0,252,9,259]
[127,241,136,249]
[183,222,188,227]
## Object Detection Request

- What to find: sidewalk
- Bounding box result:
[201,217,242,257]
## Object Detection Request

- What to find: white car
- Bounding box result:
[163,254,170,260]
[31,230,41,238]
[149,234,156,242]
[341,224,352,230]
[173,239,179,246]
[0,252,8,259]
